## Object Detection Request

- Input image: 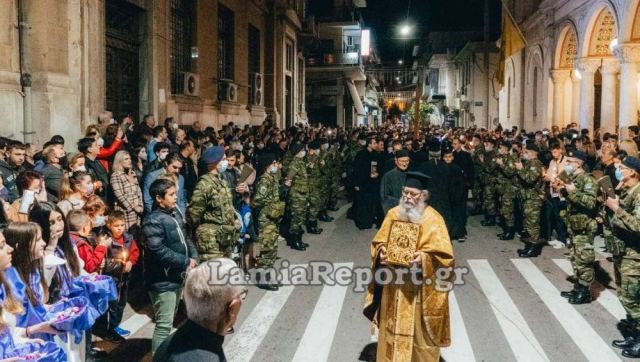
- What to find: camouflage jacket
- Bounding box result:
[498,153,520,190]
[611,183,640,243]
[517,158,544,200]
[188,172,236,228]
[481,149,498,183]
[306,153,323,188]
[287,157,309,194]
[472,147,485,182]
[254,171,285,221]
[565,171,598,231]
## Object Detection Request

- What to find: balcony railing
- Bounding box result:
[306,52,360,67]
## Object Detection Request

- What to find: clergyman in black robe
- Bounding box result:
[379,149,410,214]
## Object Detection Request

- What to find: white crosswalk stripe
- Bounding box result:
[512,259,621,362]
[226,285,295,362]
[468,259,549,362]
[441,291,476,362]
[292,262,353,362]
[552,258,626,320]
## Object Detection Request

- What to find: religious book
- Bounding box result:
[386,220,420,267]
[238,165,255,184]
[596,175,616,199]
[371,161,378,175]
[557,170,572,184]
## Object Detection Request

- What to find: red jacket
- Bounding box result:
[70,232,108,273]
[97,138,123,171]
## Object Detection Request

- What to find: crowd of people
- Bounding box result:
[0,110,639,360]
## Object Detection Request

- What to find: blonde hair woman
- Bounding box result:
[111,150,143,228]
[620,139,639,158]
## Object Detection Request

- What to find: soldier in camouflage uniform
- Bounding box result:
[285,143,309,250]
[318,138,335,222]
[254,154,285,291]
[470,135,485,215]
[495,141,519,240]
[516,143,545,257]
[557,150,598,304]
[607,157,640,356]
[305,140,324,233]
[480,138,499,226]
[188,146,240,260]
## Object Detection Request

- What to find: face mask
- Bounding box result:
[359,140,366,146]
[93,215,106,227]
[159,152,168,161]
[86,182,94,195]
[97,138,105,147]
[74,165,87,172]
[298,151,306,158]
[218,159,229,173]
[564,164,574,175]
[615,168,624,182]
[109,118,116,125]
[172,123,179,130]
[523,154,529,161]
[270,165,279,174]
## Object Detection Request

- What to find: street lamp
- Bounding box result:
[400,24,411,36]
[398,59,403,65]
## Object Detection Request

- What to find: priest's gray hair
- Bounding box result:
[183,258,244,328]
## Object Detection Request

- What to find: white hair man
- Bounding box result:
[364,172,454,362]
[154,258,247,362]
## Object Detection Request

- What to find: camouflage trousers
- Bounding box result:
[569,232,595,287]
[327,176,340,209]
[257,215,280,269]
[307,188,322,223]
[472,178,483,210]
[522,197,542,242]
[483,182,497,216]
[604,227,626,287]
[619,247,640,329]
[195,223,238,261]
[499,191,517,228]
[288,191,308,234]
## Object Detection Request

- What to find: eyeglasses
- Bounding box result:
[402,190,422,199]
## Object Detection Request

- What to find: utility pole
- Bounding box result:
[483,0,491,129]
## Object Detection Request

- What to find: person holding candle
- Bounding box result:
[93,211,139,341]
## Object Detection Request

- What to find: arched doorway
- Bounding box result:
[551,24,578,127]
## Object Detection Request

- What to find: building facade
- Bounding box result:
[497,0,640,134]
[0,0,309,146]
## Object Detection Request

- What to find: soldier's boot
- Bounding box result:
[318,210,334,222]
[560,283,579,298]
[568,284,592,304]
[566,275,578,284]
[290,233,306,251]
[499,228,515,241]
[517,242,532,256]
[613,329,638,349]
[481,215,496,226]
[257,273,279,291]
[520,243,543,258]
[497,225,509,238]
[307,221,323,234]
[622,332,640,358]
[327,204,339,212]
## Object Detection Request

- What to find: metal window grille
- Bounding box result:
[170,0,192,94]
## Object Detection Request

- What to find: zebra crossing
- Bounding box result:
[152,256,628,362]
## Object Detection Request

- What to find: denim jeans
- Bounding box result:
[149,288,181,354]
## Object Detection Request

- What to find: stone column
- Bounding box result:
[571,71,580,126]
[599,58,620,134]
[614,43,640,135]
[576,58,601,132]
[550,69,570,127]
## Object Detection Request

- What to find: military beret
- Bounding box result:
[499,140,511,149]
[290,143,305,156]
[202,146,225,165]
[526,143,539,152]
[622,156,640,174]
[394,149,409,158]
[566,149,588,162]
[483,137,497,146]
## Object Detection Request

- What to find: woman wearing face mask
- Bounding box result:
[130,144,148,181]
[82,196,107,232]
[57,172,94,217]
[605,157,640,356]
[67,154,87,174]
[8,171,48,223]
[0,227,65,360]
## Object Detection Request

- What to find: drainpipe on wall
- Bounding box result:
[17,0,33,144]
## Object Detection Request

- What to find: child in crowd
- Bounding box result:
[67,209,111,274]
[238,191,257,270]
[93,210,139,341]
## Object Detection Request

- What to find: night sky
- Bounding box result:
[362,0,501,65]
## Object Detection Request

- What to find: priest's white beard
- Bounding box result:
[398,197,427,223]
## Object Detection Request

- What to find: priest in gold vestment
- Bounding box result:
[364,172,454,362]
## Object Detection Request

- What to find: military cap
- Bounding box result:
[308,140,321,150]
[566,149,588,162]
[290,143,305,156]
[526,143,539,152]
[202,146,225,165]
[622,156,640,174]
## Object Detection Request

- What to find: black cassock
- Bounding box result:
[441,162,467,239]
[417,159,451,224]
[353,149,383,229]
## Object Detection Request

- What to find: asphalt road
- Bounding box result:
[101,204,634,362]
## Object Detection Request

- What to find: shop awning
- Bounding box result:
[346,80,366,115]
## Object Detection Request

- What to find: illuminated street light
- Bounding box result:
[398,59,403,65]
[400,24,411,36]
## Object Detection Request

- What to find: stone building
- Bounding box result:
[0,0,309,146]
[498,0,640,134]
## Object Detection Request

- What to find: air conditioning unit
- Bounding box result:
[221,81,238,103]
[251,73,264,106]
[183,73,200,96]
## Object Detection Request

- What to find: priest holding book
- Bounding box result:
[364,172,454,362]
